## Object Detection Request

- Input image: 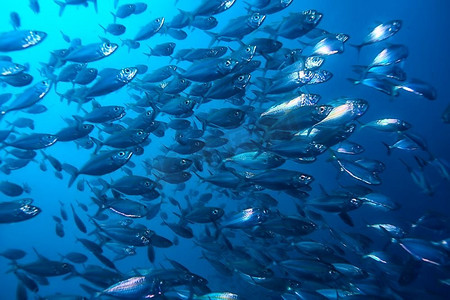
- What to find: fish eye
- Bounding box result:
[128,4,133,8]
[180,79,185,83]
[246,47,251,52]
[137,131,143,135]
[263,209,269,214]
[106,43,111,48]
[319,106,325,112]
[225,60,231,66]
[253,14,260,20]
[144,181,150,187]
[184,100,190,105]
[180,159,187,165]
[118,151,125,156]
[183,173,189,178]
[156,18,160,22]
[114,107,120,111]
[124,68,131,73]
[195,141,200,146]
[146,111,152,116]
[212,209,219,215]
[83,125,90,129]
[299,174,307,180]
[234,111,241,116]
[238,75,245,81]
[41,80,47,85]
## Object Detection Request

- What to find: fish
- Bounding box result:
[63,149,133,187]
[85,67,137,97]
[134,17,165,41]
[29,0,40,13]
[0,80,51,117]
[351,20,402,53]
[63,42,118,63]
[9,12,21,30]
[0,199,41,223]
[3,133,58,150]
[206,13,266,45]
[111,3,136,22]
[0,30,47,52]
[54,0,98,17]
[99,23,126,36]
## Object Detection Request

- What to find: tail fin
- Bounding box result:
[62,163,79,188]
[54,0,66,17]
[204,31,218,47]
[90,0,98,13]
[99,24,107,34]
[91,137,103,154]
[110,12,117,23]
[382,142,392,156]
[349,44,364,60]
[347,78,361,85]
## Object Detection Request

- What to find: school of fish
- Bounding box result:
[0,0,449,299]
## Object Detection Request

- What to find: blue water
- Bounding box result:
[1,0,450,299]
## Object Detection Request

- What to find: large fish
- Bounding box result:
[63,149,133,187]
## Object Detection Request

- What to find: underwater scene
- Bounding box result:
[0,0,450,299]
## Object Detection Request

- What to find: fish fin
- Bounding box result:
[54,0,66,17]
[178,9,194,23]
[62,163,79,188]
[110,12,116,23]
[204,31,218,47]
[381,142,392,156]
[32,248,50,262]
[254,77,271,92]
[91,0,98,13]
[349,44,363,60]
[91,137,103,154]
[338,212,354,227]
[318,184,329,196]
[347,78,361,85]
[99,24,107,34]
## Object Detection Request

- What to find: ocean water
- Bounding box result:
[0,0,449,299]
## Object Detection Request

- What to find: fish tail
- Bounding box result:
[62,163,79,188]
[347,78,361,85]
[381,142,392,156]
[192,171,205,182]
[91,137,103,154]
[90,0,98,13]
[110,12,116,23]
[54,0,66,17]
[349,43,363,60]
[204,31,218,47]
[99,24,107,34]
[178,9,194,23]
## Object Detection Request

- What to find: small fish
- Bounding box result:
[351,20,402,53]
[134,17,165,41]
[70,203,87,233]
[100,23,126,36]
[112,3,136,22]
[29,0,40,14]
[361,118,411,132]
